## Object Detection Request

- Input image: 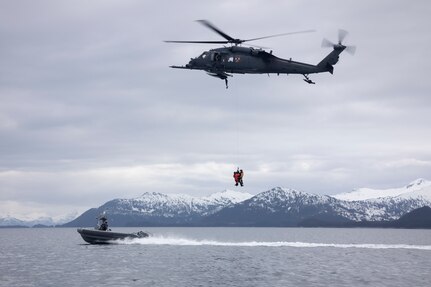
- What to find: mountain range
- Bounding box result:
[0,212,79,228]
[3,179,431,228]
[63,178,431,228]
[63,189,253,227]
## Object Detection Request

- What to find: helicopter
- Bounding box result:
[165,20,356,88]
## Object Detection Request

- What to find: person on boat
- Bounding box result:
[97,213,109,231]
[99,219,108,231]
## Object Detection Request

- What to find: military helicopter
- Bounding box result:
[165,20,355,88]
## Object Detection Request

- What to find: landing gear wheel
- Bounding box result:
[303,74,315,84]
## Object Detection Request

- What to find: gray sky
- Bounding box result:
[1,0,431,219]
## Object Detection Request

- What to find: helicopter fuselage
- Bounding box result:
[188,46,325,74]
[170,45,345,87]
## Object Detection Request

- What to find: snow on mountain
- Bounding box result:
[206,189,253,203]
[329,179,431,221]
[104,189,254,219]
[248,187,334,210]
[10,180,431,227]
[0,211,80,227]
[239,185,431,222]
[202,187,348,226]
[333,178,431,202]
[0,216,55,227]
[0,216,28,227]
[52,211,80,225]
[396,183,431,202]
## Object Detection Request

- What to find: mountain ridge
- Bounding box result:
[63,180,431,227]
[333,178,431,201]
[0,212,79,227]
[3,179,430,228]
[63,189,254,227]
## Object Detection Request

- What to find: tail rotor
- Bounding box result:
[322,29,356,55]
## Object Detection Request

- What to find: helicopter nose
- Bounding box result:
[187,58,195,67]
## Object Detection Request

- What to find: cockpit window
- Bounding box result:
[199,52,208,59]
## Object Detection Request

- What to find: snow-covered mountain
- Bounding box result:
[0,212,79,227]
[12,179,430,227]
[204,182,431,225]
[333,178,431,201]
[327,179,431,221]
[111,189,253,217]
[0,216,29,227]
[64,189,253,227]
[202,187,346,226]
[248,187,335,209]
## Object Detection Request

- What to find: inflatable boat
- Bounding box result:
[77,228,149,244]
[77,212,149,244]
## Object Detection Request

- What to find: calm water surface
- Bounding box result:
[1,227,430,287]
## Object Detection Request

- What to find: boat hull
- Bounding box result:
[77,228,149,244]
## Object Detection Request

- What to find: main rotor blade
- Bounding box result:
[244,29,316,42]
[196,20,235,42]
[164,40,229,44]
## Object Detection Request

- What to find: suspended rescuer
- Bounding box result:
[233,168,244,187]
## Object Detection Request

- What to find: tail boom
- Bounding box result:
[317,45,346,74]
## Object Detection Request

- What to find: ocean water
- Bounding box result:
[1,227,430,287]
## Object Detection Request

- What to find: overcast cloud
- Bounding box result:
[1,0,431,219]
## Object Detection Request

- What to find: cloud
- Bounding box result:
[1,0,431,219]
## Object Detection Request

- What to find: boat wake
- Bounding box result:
[119,236,431,250]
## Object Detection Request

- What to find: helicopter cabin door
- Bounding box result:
[210,51,226,70]
[211,52,222,62]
